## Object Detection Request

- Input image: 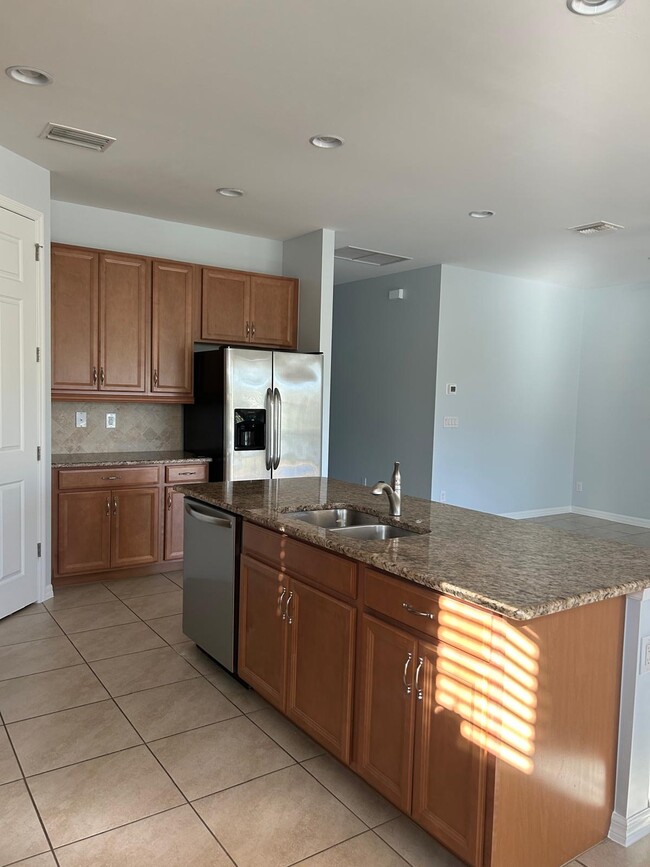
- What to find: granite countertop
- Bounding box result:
[52,451,212,468]
[174,477,650,621]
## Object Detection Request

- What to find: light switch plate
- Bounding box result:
[642,636,650,675]
[443,416,459,428]
[75,411,87,428]
[105,412,116,429]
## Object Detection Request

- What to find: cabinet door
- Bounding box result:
[355,614,417,813]
[51,246,99,392]
[201,269,250,343]
[249,275,297,348]
[152,260,194,396]
[164,488,185,561]
[412,640,486,867]
[238,555,287,710]
[58,491,111,575]
[286,578,356,763]
[99,253,148,392]
[111,487,159,568]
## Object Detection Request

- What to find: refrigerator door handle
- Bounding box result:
[265,387,274,471]
[273,387,282,470]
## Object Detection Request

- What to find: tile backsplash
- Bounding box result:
[51,401,183,453]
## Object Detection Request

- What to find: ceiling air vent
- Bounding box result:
[40,123,116,152]
[569,221,624,235]
[334,245,412,267]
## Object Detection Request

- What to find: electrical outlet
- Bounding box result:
[360,476,367,486]
[440,490,446,503]
[641,636,650,675]
[75,411,87,429]
[443,416,459,428]
[576,481,583,493]
[105,412,117,429]
[446,384,457,395]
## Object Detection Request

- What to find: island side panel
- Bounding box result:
[488,595,625,867]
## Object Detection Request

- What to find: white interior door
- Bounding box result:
[0,205,40,618]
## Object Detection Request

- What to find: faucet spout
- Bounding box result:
[371,462,401,517]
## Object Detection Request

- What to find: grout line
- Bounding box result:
[298,757,375,831]
[285,829,372,866]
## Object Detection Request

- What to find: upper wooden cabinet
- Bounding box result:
[200,268,298,348]
[152,260,194,397]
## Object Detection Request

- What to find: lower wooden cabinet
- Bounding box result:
[164,489,186,561]
[238,554,356,762]
[57,490,111,575]
[111,487,159,568]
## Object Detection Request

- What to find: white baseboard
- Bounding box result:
[609,807,650,846]
[571,506,650,530]
[41,582,54,602]
[501,506,572,520]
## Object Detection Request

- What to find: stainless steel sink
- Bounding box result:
[284,508,380,529]
[329,524,419,540]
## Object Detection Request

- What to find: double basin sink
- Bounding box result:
[284,508,421,541]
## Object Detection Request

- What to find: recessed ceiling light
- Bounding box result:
[566,0,625,16]
[309,134,344,149]
[5,66,53,86]
[216,188,244,198]
[469,210,494,219]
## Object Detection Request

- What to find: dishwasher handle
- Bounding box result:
[184,503,233,528]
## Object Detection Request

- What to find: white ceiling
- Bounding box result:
[1,0,649,288]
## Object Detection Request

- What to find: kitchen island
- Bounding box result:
[175,477,650,867]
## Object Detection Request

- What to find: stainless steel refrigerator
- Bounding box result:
[184,347,323,481]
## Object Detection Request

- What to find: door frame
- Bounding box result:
[0,192,50,604]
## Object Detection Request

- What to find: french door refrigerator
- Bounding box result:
[184,347,323,481]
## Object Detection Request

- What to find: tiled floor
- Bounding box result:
[0,567,648,866]
[523,512,650,547]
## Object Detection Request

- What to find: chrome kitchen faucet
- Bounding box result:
[371,461,401,517]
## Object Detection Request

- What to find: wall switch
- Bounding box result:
[576,481,583,493]
[105,412,117,429]
[641,636,650,675]
[440,490,447,503]
[446,384,458,395]
[388,288,405,301]
[443,416,459,428]
[75,411,87,429]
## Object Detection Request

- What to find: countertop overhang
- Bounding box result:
[174,477,650,621]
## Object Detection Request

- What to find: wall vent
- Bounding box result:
[40,123,116,152]
[568,221,624,235]
[334,245,412,267]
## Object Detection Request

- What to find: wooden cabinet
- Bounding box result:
[111,487,159,568]
[200,268,298,348]
[164,489,185,561]
[57,490,111,575]
[152,260,195,397]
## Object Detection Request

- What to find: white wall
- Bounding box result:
[573,282,650,522]
[432,265,584,516]
[51,201,283,274]
[0,144,51,601]
[283,229,335,475]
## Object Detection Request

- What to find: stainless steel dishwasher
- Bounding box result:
[182,497,240,673]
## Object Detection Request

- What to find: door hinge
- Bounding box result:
[35,243,43,262]
[37,543,42,558]
[37,446,41,461]
[36,347,41,362]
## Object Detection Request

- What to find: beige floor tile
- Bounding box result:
[375,816,464,866]
[151,715,294,800]
[0,779,50,865]
[0,636,82,682]
[55,804,231,867]
[28,745,184,848]
[8,700,141,776]
[44,584,116,611]
[147,614,188,645]
[116,677,240,741]
[577,834,650,866]
[0,664,109,723]
[195,764,365,867]
[10,854,57,866]
[165,570,184,587]
[90,646,200,696]
[0,726,21,784]
[173,641,225,676]
[12,603,47,618]
[68,621,165,662]
[0,613,62,648]
[50,600,138,635]
[205,669,270,713]
[297,831,410,866]
[123,590,182,620]
[248,707,324,761]
[103,574,178,599]
[302,754,400,828]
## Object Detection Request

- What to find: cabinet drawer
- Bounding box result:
[165,463,208,483]
[58,466,160,490]
[242,522,283,565]
[285,538,357,600]
[364,567,438,639]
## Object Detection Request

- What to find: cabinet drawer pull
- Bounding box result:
[105,497,110,516]
[167,492,173,510]
[101,476,120,480]
[402,602,435,620]
[286,590,294,625]
[153,369,158,387]
[177,471,196,476]
[279,587,287,617]
[403,652,413,696]
[93,366,98,385]
[415,656,424,700]
[100,367,105,386]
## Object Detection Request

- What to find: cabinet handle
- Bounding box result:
[100,367,105,386]
[153,369,158,387]
[101,476,120,480]
[402,602,435,621]
[415,656,424,701]
[286,590,294,625]
[251,322,256,337]
[93,366,98,385]
[279,587,287,618]
[403,652,413,696]
[245,321,250,338]
[177,471,196,476]
[167,492,173,510]
[112,497,118,515]
[105,497,110,516]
